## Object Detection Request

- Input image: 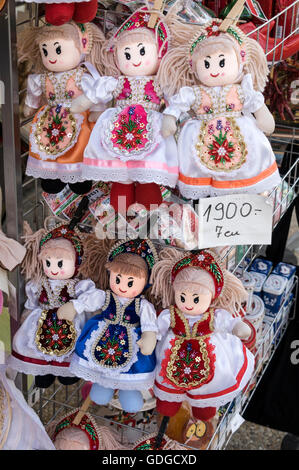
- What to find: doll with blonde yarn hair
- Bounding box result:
[150,247,255,424]
[158,0,281,199]
[19,21,105,195]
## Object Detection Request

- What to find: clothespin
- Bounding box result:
[220,0,246,32]
[148,0,164,29]
[72,394,93,426]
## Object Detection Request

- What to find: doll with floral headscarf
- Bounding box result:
[158,2,281,199]
[150,247,255,423]
[71,6,179,212]
[7,218,100,388]
[59,237,160,413]
[18,21,105,195]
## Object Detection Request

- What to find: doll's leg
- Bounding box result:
[41,178,67,194]
[90,383,114,405]
[45,3,75,26]
[156,398,182,417]
[35,374,55,389]
[68,181,93,195]
[135,183,162,211]
[73,0,98,23]
[191,406,217,421]
[118,390,144,414]
[58,376,80,386]
[110,182,135,214]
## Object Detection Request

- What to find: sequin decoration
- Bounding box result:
[35,309,77,357]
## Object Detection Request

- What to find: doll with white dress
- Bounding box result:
[71,7,179,212]
[158,13,281,199]
[7,218,99,388]
[150,247,255,424]
[19,21,105,195]
[59,237,159,413]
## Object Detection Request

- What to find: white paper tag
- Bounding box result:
[198,194,273,249]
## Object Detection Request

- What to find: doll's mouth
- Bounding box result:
[185,307,194,311]
[119,288,127,293]
[51,271,59,276]
[210,73,220,78]
[49,60,57,64]
[133,62,141,67]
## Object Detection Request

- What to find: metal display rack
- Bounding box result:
[0,0,298,450]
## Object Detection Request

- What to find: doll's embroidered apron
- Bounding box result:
[35,278,77,357]
[161,306,216,390]
[103,76,163,160]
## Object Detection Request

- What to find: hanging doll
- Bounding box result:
[19,0,98,27]
[7,217,100,388]
[158,7,281,199]
[18,21,105,195]
[150,247,255,425]
[71,7,179,212]
[59,237,160,413]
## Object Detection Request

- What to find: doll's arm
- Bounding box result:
[57,282,106,321]
[232,320,251,340]
[214,308,250,339]
[23,74,43,117]
[24,281,40,311]
[137,299,159,355]
[162,87,196,138]
[253,104,275,136]
[71,75,118,113]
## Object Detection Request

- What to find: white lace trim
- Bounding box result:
[82,320,140,377]
[25,162,86,183]
[81,166,178,187]
[0,383,10,449]
[69,354,155,390]
[178,181,210,200]
[30,109,85,161]
[7,354,75,378]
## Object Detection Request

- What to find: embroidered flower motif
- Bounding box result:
[111,104,149,152]
[96,346,102,351]
[197,254,205,262]
[120,340,126,345]
[208,128,235,165]
[216,120,223,131]
[206,21,221,37]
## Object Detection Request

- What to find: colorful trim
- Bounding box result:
[83,158,178,173]
[107,238,158,276]
[11,350,70,367]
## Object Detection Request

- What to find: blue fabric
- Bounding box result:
[118,390,144,413]
[90,383,114,405]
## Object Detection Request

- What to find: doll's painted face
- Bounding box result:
[116,38,160,77]
[39,37,81,72]
[109,270,146,299]
[175,284,213,316]
[195,48,239,87]
[42,255,76,280]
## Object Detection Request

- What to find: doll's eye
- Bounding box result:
[194,297,199,304]
[116,276,121,284]
[125,52,131,60]
[58,260,63,268]
[46,260,51,268]
[180,295,185,303]
[128,280,134,288]
[56,46,62,55]
[139,47,145,56]
[219,58,225,68]
[42,48,48,57]
[204,60,210,69]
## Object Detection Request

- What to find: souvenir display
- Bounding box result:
[71,6,180,212]
[7,216,100,388]
[66,237,159,413]
[149,247,255,443]
[18,21,105,195]
[158,2,281,199]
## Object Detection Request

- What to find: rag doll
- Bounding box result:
[149,247,255,442]
[158,3,281,199]
[18,21,105,195]
[19,0,98,27]
[7,217,99,388]
[71,7,179,212]
[61,237,159,414]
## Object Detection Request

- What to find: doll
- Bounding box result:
[61,237,159,413]
[158,10,281,199]
[18,21,105,195]
[71,7,179,212]
[19,0,98,27]
[150,247,255,425]
[7,217,100,388]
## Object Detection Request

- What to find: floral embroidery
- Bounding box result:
[36,309,77,356]
[206,21,221,37]
[110,105,149,152]
[44,105,67,147]
[92,323,131,368]
[134,436,167,450]
[208,127,235,165]
[54,412,99,450]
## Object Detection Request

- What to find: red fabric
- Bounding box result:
[73,0,98,23]
[12,350,70,367]
[45,3,75,26]
[156,398,182,417]
[109,182,135,213]
[192,406,216,421]
[135,182,162,210]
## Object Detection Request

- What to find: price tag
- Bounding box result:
[198,194,273,249]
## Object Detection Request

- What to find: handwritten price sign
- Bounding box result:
[198,194,273,249]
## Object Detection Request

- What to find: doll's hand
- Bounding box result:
[70,95,94,114]
[137,331,157,356]
[57,302,77,322]
[23,104,36,118]
[161,114,177,138]
[254,104,275,135]
[232,320,251,340]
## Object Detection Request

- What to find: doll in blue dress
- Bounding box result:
[57,237,159,413]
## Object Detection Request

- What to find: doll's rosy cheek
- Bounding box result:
[60,270,65,276]
[145,60,151,66]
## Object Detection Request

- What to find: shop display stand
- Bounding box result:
[0,0,298,450]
